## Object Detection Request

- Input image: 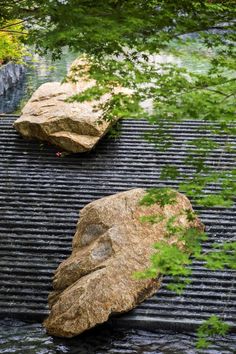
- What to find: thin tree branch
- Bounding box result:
[0,29,27,35]
[0,19,27,30]
[206,88,232,96]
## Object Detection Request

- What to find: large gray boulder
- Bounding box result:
[14,58,131,153]
[44,188,204,337]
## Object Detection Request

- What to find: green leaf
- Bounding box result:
[139,188,177,207]
[65,86,110,103]
[196,315,230,349]
[139,214,165,224]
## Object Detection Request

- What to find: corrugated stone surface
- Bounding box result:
[0,116,235,331]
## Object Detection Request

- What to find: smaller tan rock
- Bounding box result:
[14,57,131,153]
[44,188,204,337]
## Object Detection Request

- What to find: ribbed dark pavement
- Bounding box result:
[0,116,235,331]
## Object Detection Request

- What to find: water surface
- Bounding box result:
[1,318,236,354]
[0,50,78,114]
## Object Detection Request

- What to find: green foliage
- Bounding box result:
[137,191,208,294]
[139,214,165,224]
[152,242,192,277]
[138,188,235,284]
[196,315,230,349]
[196,194,234,208]
[200,242,236,270]
[66,86,110,103]
[1,5,235,209]
[138,188,233,347]
[138,209,235,296]
[107,122,122,139]
[136,220,207,295]
[1,1,235,58]
[181,227,208,257]
[178,169,235,208]
[188,138,219,155]
[184,209,197,222]
[135,241,192,295]
[160,166,180,180]
[0,21,26,64]
[139,188,177,207]
[100,93,145,122]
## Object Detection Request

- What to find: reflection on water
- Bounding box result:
[0,50,78,114]
[0,44,211,115]
[21,51,79,107]
[0,318,236,354]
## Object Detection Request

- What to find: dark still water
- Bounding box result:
[1,318,236,354]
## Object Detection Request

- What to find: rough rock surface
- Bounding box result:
[0,62,25,96]
[44,188,204,337]
[13,58,130,153]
